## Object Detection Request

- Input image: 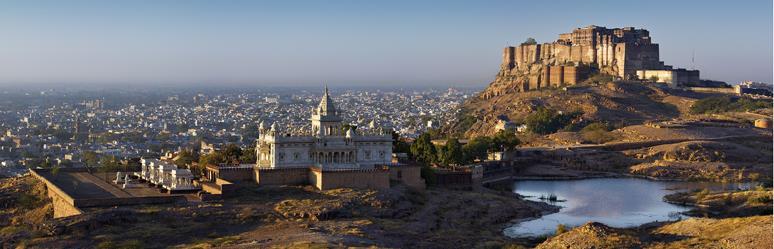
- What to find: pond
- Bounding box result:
[504,178,748,238]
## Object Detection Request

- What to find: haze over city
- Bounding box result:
[0,0,771,87]
[0,2,772,249]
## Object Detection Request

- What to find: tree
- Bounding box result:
[580,122,614,144]
[410,133,436,164]
[199,151,226,167]
[241,123,260,142]
[441,138,464,166]
[392,131,411,154]
[239,147,256,163]
[98,155,121,182]
[525,107,580,135]
[174,149,198,168]
[648,75,660,82]
[83,151,99,169]
[492,130,520,151]
[463,136,492,163]
[51,164,60,178]
[521,37,537,45]
[222,144,243,164]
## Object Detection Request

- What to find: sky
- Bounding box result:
[0,0,771,88]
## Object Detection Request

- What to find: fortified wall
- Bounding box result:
[483,25,668,98]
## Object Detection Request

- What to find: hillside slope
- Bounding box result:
[449,81,705,137]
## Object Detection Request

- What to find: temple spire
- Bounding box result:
[317,84,337,116]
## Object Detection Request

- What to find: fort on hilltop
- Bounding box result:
[484,25,700,98]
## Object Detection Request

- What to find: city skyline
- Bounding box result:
[0,0,772,87]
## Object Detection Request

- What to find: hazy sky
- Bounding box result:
[0,0,771,87]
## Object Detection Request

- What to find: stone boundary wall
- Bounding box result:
[29,169,84,218]
[432,171,473,187]
[309,167,389,190]
[387,165,425,190]
[201,182,222,195]
[30,168,185,217]
[689,87,736,94]
[50,192,83,218]
[201,178,241,197]
[216,178,240,197]
[217,167,255,182]
[255,168,309,186]
[74,195,184,208]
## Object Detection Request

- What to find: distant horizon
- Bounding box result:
[1,1,771,87]
[0,82,486,92]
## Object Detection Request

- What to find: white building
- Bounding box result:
[256,87,393,169]
[139,158,199,191]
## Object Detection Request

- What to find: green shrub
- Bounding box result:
[521,37,537,46]
[580,122,615,144]
[420,165,436,185]
[96,241,116,249]
[582,73,613,85]
[690,97,772,114]
[747,193,772,204]
[695,188,711,201]
[555,224,568,234]
[525,108,582,135]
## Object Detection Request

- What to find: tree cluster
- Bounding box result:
[524,107,582,135]
[409,130,520,167]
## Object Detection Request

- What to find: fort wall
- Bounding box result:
[387,165,425,190]
[255,168,309,186]
[485,26,680,98]
[214,166,254,182]
[29,168,83,218]
[309,167,390,190]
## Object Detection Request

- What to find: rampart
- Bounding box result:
[484,25,675,98]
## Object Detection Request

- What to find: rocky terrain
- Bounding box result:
[0,175,53,245]
[0,175,556,249]
[664,187,772,218]
[535,216,772,249]
[625,136,772,182]
[1,173,771,249]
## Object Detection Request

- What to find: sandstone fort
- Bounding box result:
[483,25,700,98]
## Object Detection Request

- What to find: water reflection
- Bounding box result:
[504,178,747,238]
